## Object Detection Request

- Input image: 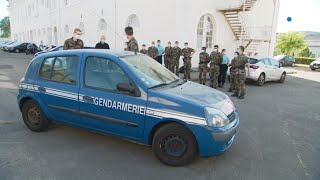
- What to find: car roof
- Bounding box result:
[37,49,137,59]
[248,56,272,60]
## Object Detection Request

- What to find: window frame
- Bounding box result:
[38,55,80,86]
[83,56,140,97]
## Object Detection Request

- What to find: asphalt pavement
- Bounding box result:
[0,51,319,180]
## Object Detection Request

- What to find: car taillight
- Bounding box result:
[250,65,259,69]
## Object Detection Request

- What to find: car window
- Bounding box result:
[261,58,272,65]
[39,56,79,84]
[84,57,130,92]
[269,58,278,66]
[249,58,259,64]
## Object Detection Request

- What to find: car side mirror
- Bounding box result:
[278,63,282,68]
[117,83,140,96]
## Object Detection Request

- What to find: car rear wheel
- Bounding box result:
[279,73,286,83]
[257,73,265,86]
[152,123,198,166]
[22,100,49,132]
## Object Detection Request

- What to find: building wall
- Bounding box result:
[9,0,279,66]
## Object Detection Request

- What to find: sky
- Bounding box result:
[0,0,319,32]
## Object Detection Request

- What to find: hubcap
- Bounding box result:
[260,76,265,84]
[162,135,187,157]
[27,106,41,127]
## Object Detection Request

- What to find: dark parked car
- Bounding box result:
[4,42,30,53]
[34,46,95,57]
[274,55,296,67]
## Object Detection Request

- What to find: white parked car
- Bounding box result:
[309,58,320,71]
[227,57,286,86]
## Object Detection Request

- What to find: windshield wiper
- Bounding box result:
[149,83,169,89]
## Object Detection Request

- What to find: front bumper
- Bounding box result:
[310,65,320,69]
[189,112,239,157]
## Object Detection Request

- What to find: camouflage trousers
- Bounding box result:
[229,68,235,91]
[198,64,208,84]
[234,70,246,97]
[164,57,172,70]
[209,65,220,88]
[171,59,180,76]
[184,60,192,80]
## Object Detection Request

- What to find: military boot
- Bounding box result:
[228,88,233,92]
[238,92,245,99]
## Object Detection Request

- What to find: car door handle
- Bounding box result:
[83,96,93,103]
[38,86,46,92]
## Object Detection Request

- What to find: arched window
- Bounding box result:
[197,14,214,49]
[78,22,85,34]
[125,14,140,29]
[64,25,69,37]
[53,26,58,45]
[98,19,107,37]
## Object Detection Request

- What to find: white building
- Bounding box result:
[8,0,280,66]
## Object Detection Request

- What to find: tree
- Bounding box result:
[275,32,307,56]
[298,46,312,57]
[0,16,10,38]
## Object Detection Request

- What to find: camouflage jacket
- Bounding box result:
[233,54,248,69]
[164,46,173,59]
[140,49,148,54]
[127,37,139,53]
[148,46,158,58]
[171,46,182,60]
[181,47,195,60]
[63,37,84,50]
[209,51,223,66]
[199,52,210,64]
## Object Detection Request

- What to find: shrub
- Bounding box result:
[295,57,316,65]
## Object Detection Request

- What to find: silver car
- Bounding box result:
[310,58,320,71]
[227,57,286,86]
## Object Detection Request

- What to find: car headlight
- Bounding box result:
[205,107,230,127]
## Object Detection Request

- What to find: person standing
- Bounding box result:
[156,40,164,64]
[228,51,240,92]
[148,41,158,60]
[181,42,195,80]
[63,28,84,50]
[164,41,173,69]
[171,41,182,75]
[198,47,210,85]
[95,35,110,49]
[125,27,139,53]
[140,44,148,54]
[232,46,249,99]
[209,45,223,88]
[218,49,230,88]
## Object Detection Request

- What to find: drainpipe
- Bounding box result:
[240,0,246,45]
[268,0,277,57]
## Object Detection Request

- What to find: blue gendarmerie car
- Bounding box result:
[17,50,239,166]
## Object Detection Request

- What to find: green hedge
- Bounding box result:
[295,57,316,65]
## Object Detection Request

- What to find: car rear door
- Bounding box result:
[78,54,147,139]
[33,54,81,124]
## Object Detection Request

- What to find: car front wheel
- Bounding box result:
[22,100,49,132]
[152,123,198,166]
[257,73,265,86]
[279,73,286,83]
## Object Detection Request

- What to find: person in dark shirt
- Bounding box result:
[95,35,110,49]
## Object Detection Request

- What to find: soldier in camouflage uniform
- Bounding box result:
[125,27,139,53]
[181,42,195,80]
[171,41,182,75]
[198,47,210,85]
[63,28,84,50]
[140,44,148,54]
[232,46,249,99]
[209,45,223,88]
[148,41,158,60]
[228,51,240,92]
[164,41,173,69]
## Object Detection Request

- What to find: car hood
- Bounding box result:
[159,81,235,116]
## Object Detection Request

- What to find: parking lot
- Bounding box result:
[0,51,319,180]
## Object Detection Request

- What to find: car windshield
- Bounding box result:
[249,58,260,64]
[122,55,180,88]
